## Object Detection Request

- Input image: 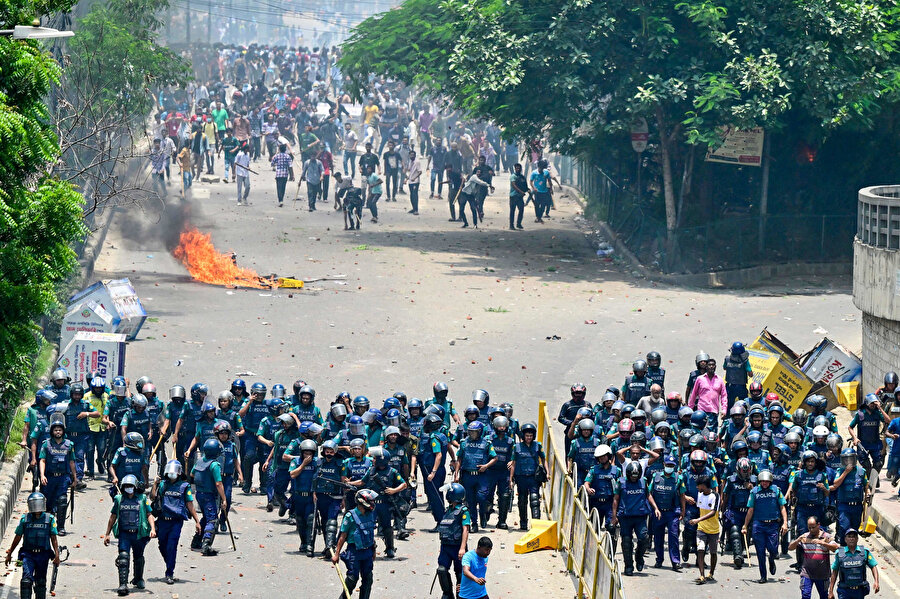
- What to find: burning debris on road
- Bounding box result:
[173,227,281,289]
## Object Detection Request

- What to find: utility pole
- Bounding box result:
[207,0,212,45]
[186,0,191,44]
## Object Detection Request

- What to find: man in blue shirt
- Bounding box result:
[460,536,492,599]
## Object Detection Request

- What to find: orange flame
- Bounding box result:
[173,228,277,289]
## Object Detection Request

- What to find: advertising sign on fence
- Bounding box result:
[706,127,765,166]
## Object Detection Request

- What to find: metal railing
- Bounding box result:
[858,185,900,249]
[557,155,855,273]
[537,400,625,599]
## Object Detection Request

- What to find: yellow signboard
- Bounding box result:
[747,348,815,412]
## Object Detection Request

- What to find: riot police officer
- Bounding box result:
[45,368,71,404]
[64,382,94,489]
[686,352,710,399]
[173,382,209,473]
[558,384,591,453]
[426,382,461,428]
[454,421,496,533]
[419,414,451,526]
[612,461,651,575]
[567,418,600,488]
[5,492,61,599]
[102,474,156,596]
[110,432,150,493]
[435,482,471,599]
[361,447,407,558]
[141,383,165,475]
[509,422,546,531]
[381,425,412,538]
[723,342,752,408]
[722,457,756,568]
[216,390,245,443]
[161,385,186,475]
[214,421,241,532]
[485,416,514,529]
[289,439,320,556]
[743,470,789,584]
[828,528,880,599]
[623,362,652,406]
[830,448,869,545]
[315,440,344,559]
[327,401,350,440]
[38,414,76,536]
[190,438,227,556]
[293,385,324,424]
[646,351,666,388]
[848,394,890,483]
[24,390,54,490]
[583,445,619,547]
[265,413,299,514]
[471,389,492,427]
[150,460,200,584]
[237,382,268,493]
[121,394,151,462]
[332,489,379,599]
[647,454,682,570]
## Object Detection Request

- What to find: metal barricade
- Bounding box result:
[537,400,624,599]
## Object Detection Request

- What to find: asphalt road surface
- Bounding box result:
[4,161,898,599]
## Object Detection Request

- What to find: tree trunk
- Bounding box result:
[656,106,677,242]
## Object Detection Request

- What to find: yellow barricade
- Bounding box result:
[536,400,625,599]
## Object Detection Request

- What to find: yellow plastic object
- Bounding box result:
[276,277,304,289]
[836,381,859,411]
[864,516,877,535]
[514,519,558,554]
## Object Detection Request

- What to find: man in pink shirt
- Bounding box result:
[688,358,728,429]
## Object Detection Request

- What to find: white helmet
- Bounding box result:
[594,445,612,458]
[812,425,830,438]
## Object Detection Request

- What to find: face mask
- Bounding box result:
[664,466,675,475]
[167,473,178,481]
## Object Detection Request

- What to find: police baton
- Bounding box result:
[333,561,352,598]
[69,483,75,524]
[50,545,69,593]
[744,530,752,569]
[221,500,237,551]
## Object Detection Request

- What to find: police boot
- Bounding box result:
[33,580,46,599]
[497,493,511,530]
[621,536,635,576]
[190,531,203,551]
[529,491,541,520]
[397,515,410,540]
[436,565,454,599]
[730,526,744,569]
[479,501,491,529]
[131,556,145,589]
[636,535,648,572]
[19,579,33,599]
[55,498,68,536]
[201,533,218,556]
[323,519,339,560]
[384,527,396,559]
[116,552,130,596]
[305,514,317,557]
[518,495,529,531]
[340,575,359,599]
[297,517,309,553]
[358,570,374,599]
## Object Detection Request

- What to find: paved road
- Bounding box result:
[4,160,897,599]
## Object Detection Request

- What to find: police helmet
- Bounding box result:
[746,431,763,446]
[132,394,148,410]
[49,412,65,431]
[520,422,537,437]
[472,389,490,405]
[731,342,745,355]
[349,438,366,450]
[690,410,708,429]
[577,418,595,433]
[650,408,667,425]
[655,421,671,435]
[164,460,183,480]
[769,404,785,417]
[392,391,408,405]
[631,409,647,424]
[618,418,635,434]
[423,414,443,433]
[758,470,774,483]
[201,401,215,414]
[774,444,790,465]
[322,440,338,453]
[135,376,152,394]
[689,433,704,449]
[51,368,69,384]
[353,396,371,414]
[90,377,106,392]
[729,404,747,417]
[299,439,318,453]
[501,403,514,418]
[362,408,383,425]
[36,389,56,405]
[784,431,803,445]
[214,420,232,435]
[646,351,661,367]
[678,428,694,445]
[298,385,315,402]
[885,371,899,386]
[114,377,129,398]
[124,432,144,450]
[218,390,235,406]
[792,408,809,427]
[812,425,830,439]
[277,413,295,427]
[169,385,186,401]
[731,440,748,454]
[801,450,819,465]
[249,382,266,397]
[576,407,593,420]
[408,398,424,413]
[840,448,857,468]
[231,379,247,395]
[202,438,222,458]
[425,403,446,421]
[467,421,485,438]
[632,360,648,375]
[666,392,682,406]
[648,436,666,452]
[826,433,843,453]
[385,408,401,428]
[625,461,643,480]
[271,383,286,399]
[611,400,626,413]
[736,457,752,476]
[695,352,710,367]
[330,402,348,419]
[464,405,480,419]
[356,489,378,510]
[69,383,85,400]
[446,483,466,503]
[864,393,878,407]
[27,492,47,513]
[678,406,693,422]
[594,445,612,459]
[631,431,647,445]
[704,430,719,447]
[492,416,509,431]
[384,425,401,439]
[121,474,139,494]
[602,392,618,406]
[191,382,210,401]
[433,382,449,399]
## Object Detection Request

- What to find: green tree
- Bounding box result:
[1,0,87,424]
[342,0,900,240]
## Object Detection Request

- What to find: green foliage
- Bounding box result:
[0,7,87,429]
[66,0,191,120]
